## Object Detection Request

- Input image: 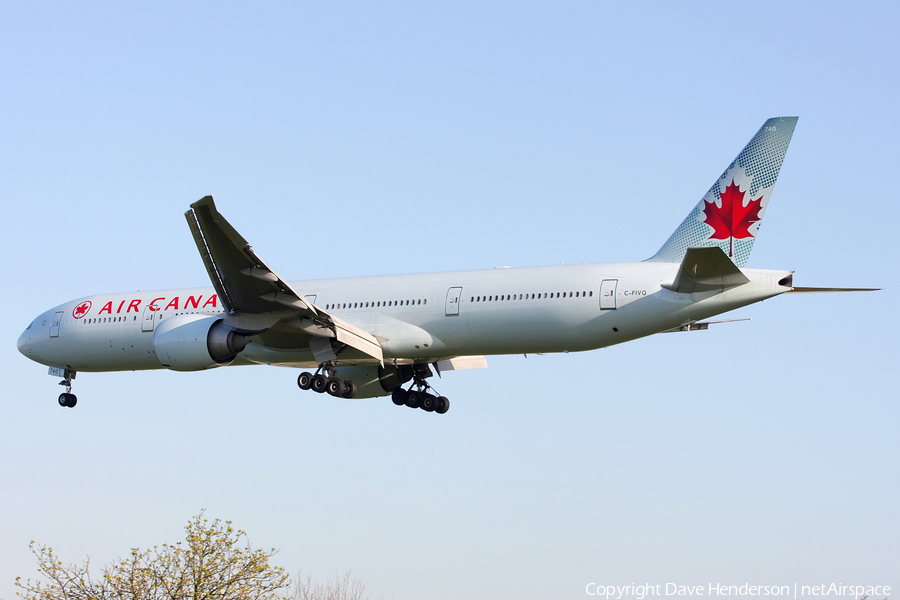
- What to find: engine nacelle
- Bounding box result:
[334,364,415,398]
[153,315,250,372]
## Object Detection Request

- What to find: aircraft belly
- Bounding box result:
[423,305,610,356]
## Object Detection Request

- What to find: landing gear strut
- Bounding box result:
[297,362,450,414]
[57,370,77,408]
[390,364,450,415]
[297,364,357,399]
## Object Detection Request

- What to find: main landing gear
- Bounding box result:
[57,370,77,408]
[297,366,358,399]
[391,386,450,414]
[390,363,449,414]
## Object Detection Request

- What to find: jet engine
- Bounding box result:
[153,315,250,371]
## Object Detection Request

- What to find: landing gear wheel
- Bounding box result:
[391,388,407,406]
[420,393,436,412]
[297,372,313,390]
[405,390,421,409]
[311,374,327,393]
[326,377,344,397]
[434,396,449,414]
[341,380,358,399]
[58,393,76,408]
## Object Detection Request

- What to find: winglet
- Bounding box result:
[662,246,750,293]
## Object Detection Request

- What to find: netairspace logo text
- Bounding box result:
[585,584,892,599]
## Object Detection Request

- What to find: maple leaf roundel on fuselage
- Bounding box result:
[702,180,764,256]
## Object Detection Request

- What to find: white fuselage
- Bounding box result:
[17,261,791,373]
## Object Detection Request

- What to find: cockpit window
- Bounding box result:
[26,321,33,330]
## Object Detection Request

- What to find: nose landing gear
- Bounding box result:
[57,370,77,408]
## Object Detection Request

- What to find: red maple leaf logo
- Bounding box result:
[73,301,92,319]
[702,180,764,257]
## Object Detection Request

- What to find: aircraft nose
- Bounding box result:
[17,324,34,357]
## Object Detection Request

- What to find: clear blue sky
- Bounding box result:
[1,2,896,599]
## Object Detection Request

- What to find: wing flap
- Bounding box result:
[332,316,384,364]
[436,356,488,371]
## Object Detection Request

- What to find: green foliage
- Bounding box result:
[16,513,290,600]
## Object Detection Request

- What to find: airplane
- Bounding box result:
[16,117,876,414]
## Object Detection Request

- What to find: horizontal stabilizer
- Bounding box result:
[663,247,749,293]
[663,318,751,333]
[787,287,880,293]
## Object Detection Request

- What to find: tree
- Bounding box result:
[289,570,370,600]
[16,512,290,600]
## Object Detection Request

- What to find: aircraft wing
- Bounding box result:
[185,196,383,364]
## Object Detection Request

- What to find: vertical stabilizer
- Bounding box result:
[648,117,798,267]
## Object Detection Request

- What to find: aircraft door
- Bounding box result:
[445,287,462,316]
[142,304,158,332]
[600,279,617,309]
[50,311,63,337]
